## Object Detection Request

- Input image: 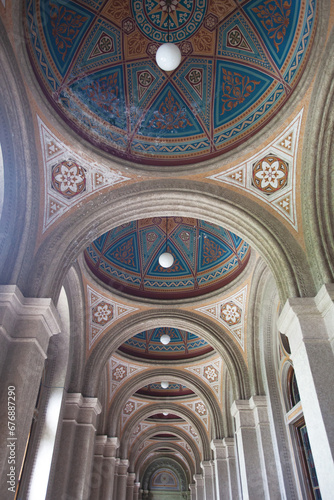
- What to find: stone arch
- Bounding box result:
[25,182,315,303]
[84,309,250,406]
[302,26,334,289]
[128,425,202,474]
[141,456,189,493]
[132,443,195,481]
[107,367,225,439]
[118,403,210,460]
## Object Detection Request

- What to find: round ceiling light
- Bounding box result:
[159,252,174,268]
[161,381,169,389]
[156,43,181,72]
[163,412,169,416]
[160,334,171,345]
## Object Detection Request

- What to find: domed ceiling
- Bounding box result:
[84,217,250,299]
[118,327,213,360]
[136,383,194,398]
[24,0,316,166]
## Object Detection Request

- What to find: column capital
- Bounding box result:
[64,393,102,426]
[95,435,108,455]
[105,436,120,457]
[0,285,61,354]
[118,458,129,475]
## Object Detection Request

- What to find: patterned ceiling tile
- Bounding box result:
[26,0,316,165]
[108,356,148,402]
[85,218,250,299]
[196,285,248,350]
[38,118,131,233]
[208,109,303,230]
[87,286,138,350]
[182,399,209,432]
[120,398,150,431]
[185,356,223,402]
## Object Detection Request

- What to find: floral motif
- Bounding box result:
[51,160,86,199]
[202,238,224,265]
[220,301,242,325]
[204,365,219,382]
[195,402,207,415]
[98,34,113,53]
[204,14,218,31]
[149,91,193,131]
[82,73,120,117]
[127,32,147,56]
[252,0,291,52]
[122,17,135,34]
[92,301,113,326]
[193,30,213,53]
[221,69,260,115]
[123,402,135,414]
[253,155,288,194]
[50,3,87,61]
[112,365,127,381]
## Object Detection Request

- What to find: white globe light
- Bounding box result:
[156,43,181,71]
[163,412,169,416]
[160,334,171,345]
[161,381,169,389]
[159,252,174,268]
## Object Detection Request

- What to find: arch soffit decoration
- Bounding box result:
[133,443,195,480]
[129,425,202,473]
[26,183,315,304]
[106,367,225,440]
[84,310,250,401]
[118,403,210,460]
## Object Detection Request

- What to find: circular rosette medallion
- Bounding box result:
[132,0,207,43]
[252,155,288,194]
[52,160,86,199]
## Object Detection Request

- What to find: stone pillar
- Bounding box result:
[223,438,239,500]
[0,286,60,495]
[231,399,266,499]
[126,472,136,500]
[278,284,334,499]
[250,396,281,498]
[189,483,196,500]
[201,461,215,500]
[194,474,205,500]
[117,458,129,500]
[211,438,239,500]
[133,482,140,500]
[100,437,119,500]
[113,458,120,499]
[89,435,107,499]
[50,393,101,500]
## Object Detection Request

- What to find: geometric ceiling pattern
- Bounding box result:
[25,0,316,165]
[87,284,138,350]
[196,284,248,350]
[38,117,131,233]
[118,327,213,361]
[84,217,251,299]
[208,109,303,230]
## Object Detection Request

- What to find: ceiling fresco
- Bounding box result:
[136,383,195,398]
[84,217,251,299]
[118,327,213,360]
[25,0,316,166]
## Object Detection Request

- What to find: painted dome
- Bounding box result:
[84,217,250,299]
[118,327,213,361]
[136,383,194,398]
[24,0,316,166]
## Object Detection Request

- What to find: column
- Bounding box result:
[89,435,107,499]
[223,438,239,500]
[189,483,196,500]
[117,458,129,500]
[100,437,119,500]
[113,458,120,499]
[126,472,136,500]
[231,399,265,499]
[278,284,334,499]
[133,482,140,500]
[0,286,60,495]
[50,393,101,500]
[211,438,239,500]
[194,474,205,500]
[201,461,215,500]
